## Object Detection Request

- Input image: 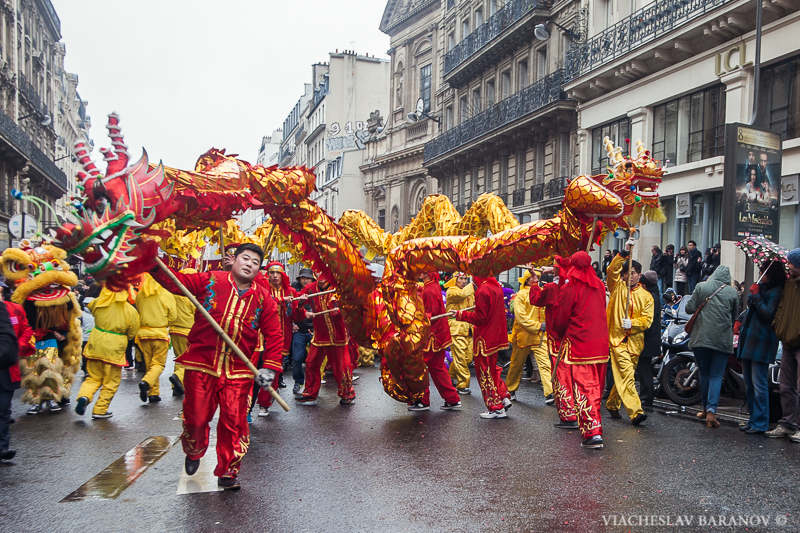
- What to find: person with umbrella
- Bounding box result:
[737,260,785,434]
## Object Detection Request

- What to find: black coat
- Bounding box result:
[642,282,662,358]
[686,248,703,276]
[0,301,20,392]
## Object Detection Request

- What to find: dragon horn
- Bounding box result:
[74,141,101,179]
[105,112,129,175]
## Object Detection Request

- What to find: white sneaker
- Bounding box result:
[258,407,270,417]
[407,402,430,411]
[92,412,113,419]
[352,374,360,382]
[502,397,513,410]
[441,401,462,410]
[479,409,507,419]
[790,430,800,444]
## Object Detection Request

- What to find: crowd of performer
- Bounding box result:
[3,241,800,491]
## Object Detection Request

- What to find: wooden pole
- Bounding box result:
[154,256,290,412]
[309,307,339,318]
[431,305,475,321]
[287,288,335,301]
[626,231,636,318]
[585,216,599,252]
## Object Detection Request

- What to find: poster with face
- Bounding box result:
[723,124,782,242]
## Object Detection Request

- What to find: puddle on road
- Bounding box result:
[61,435,178,502]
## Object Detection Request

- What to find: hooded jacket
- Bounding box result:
[685,266,739,354]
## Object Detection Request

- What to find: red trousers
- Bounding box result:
[182,369,252,478]
[302,344,355,400]
[474,350,510,411]
[256,371,281,408]
[418,349,460,406]
[551,352,606,439]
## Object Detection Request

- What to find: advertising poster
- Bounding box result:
[723,124,782,242]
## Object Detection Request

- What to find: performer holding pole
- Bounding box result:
[150,243,284,491]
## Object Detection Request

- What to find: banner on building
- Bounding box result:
[675,193,691,219]
[722,123,782,242]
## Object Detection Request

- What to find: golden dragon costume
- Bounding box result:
[1,242,82,410]
[54,114,664,404]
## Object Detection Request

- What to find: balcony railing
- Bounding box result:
[547,176,569,199]
[444,0,551,77]
[0,109,67,191]
[424,69,567,163]
[565,0,733,81]
[512,189,526,207]
[530,183,544,203]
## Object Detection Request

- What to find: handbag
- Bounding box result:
[684,284,726,335]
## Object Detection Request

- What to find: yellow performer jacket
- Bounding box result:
[170,295,195,338]
[511,286,546,349]
[135,273,177,342]
[84,288,140,366]
[446,283,474,337]
[606,254,654,355]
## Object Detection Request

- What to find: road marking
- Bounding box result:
[176,441,222,495]
[61,435,178,502]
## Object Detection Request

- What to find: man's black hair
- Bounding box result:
[621,260,642,275]
[234,243,264,263]
[688,240,697,246]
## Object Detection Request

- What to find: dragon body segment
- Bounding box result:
[55,114,665,403]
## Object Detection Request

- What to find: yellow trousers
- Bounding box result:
[507,343,553,397]
[170,334,188,385]
[137,339,169,396]
[448,335,473,389]
[76,359,122,415]
[606,344,643,420]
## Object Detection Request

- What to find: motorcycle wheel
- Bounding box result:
[661,354,702,406]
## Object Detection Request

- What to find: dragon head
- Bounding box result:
[564,137,665,229]
[55,114,175,287]
[1,241,78,305]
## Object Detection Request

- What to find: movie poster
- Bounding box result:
[723,124,782,242]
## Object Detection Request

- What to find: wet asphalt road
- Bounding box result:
[1,361,799,533]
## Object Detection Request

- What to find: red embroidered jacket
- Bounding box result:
[4,301,33,383]
[295,281,348,347]
[266,281,296,356]
[151,268,283,378]
[422,279,452,351]
[457,279,509,356]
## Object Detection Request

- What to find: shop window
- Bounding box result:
[758,55,800,140]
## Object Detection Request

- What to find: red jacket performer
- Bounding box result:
[254,262,296,414]
[295,277,355,406]
[151,243,283,490]
[408,272,462,411]
[456,275,512,419]
[531,251,609,449]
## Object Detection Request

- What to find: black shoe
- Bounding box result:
[457,388,471,395]
[554,420,579,430]
[738,422,751,431]
[631,413,647,426]
[75,396,89,416]
[643,405,654,413]
[339,397,355,406]
[185,456,200,476]
[139,382,150,402]
[148,395,162,403]
[509,391,517,402]
[581,436,604,449]
[218,476,241,491]
[607,408,621,419]
[745,427,765,435]
[544,394,554,406]
[59,397,70,406]
[0,449,16,461]
[278,376,286,389]
[169,374,184,396]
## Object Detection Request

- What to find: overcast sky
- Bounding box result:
[52,1,390,169]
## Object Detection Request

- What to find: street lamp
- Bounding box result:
[534,21,580,42]
[18,112,52,127]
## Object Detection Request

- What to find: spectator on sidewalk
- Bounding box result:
[686,240,703,293]
[638,270,661,412]
[766,249,800,443]
[737,260,784,434]
[601,250,613,279]
[674,246,689,295]
[650,246,671,304]
[685,265,738,429]
[663,244,675,290]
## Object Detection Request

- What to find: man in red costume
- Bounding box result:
[295,276,355,406]
[151,243,283,490]
[456,275,512,419]
[408,272,462,411]
[254,261,296,416]
[531,251,609,449]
